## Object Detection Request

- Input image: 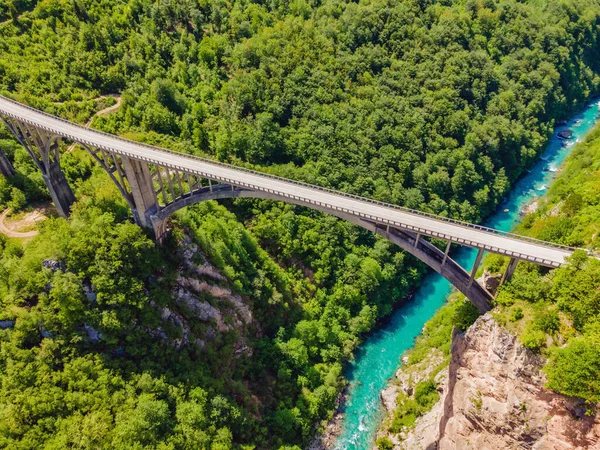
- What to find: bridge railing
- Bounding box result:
[0,94,584,260]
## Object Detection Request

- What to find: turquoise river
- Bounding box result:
[332,99,600,449]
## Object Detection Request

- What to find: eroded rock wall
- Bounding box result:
[381,315,600,449]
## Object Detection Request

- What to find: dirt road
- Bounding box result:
[66,95,122,152]
[0,208,45,238]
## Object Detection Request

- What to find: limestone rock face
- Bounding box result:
[141,232,256,356]
[476,270,502,295]
[403,314,600,450]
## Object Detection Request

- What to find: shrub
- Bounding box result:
[534,310,560,334]
[389,393,419,432]
[545,337,600,402]
[521,328,546,352]
[495,290,516,307]
[453,299,480,331]
[389,381,439,433]
[503,271,549,303]
[8,187,26,211]
[414,380,439,409]
[510,307,523,322]
[376,436,394,450]
[484,253,506,274]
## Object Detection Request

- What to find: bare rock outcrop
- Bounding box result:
[380,349,446,415]
[142,232,255,357]
[176,276,253,328]
[476,270,502,295]
[306,392,346,450]
[390,314,600,449]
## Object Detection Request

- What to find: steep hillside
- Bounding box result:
[379,315,600,449]
[0,198,300,448]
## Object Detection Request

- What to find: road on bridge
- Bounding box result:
[0,95,577,267]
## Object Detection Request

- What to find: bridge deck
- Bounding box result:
[0,96,576,267]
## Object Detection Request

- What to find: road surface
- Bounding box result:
[64,95,121,152]
[0,95,579,267]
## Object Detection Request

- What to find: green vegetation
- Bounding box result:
[0,191,304,448]
[1,0,600,447]
[0,0,36,22]
[519,124,600,249]
[3,0,600,220]
[380,118,600,441]
[376,436,394,450]
[470,391,483,413]
[383,123,600,438]
[407,295,479,366]
[494,253,600,404]
[389,379,440,432]
[0,141,419,447]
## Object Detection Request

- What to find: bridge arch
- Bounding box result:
[147,184,494,313]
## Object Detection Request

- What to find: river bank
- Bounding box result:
[306,294,418,450]
[324,99,600,449]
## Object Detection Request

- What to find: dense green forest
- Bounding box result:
[1,0,600,448]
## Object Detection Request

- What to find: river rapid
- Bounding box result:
[332,100,600,450]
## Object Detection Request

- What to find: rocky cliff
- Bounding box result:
[379,314,600,449]
[71,232,256,355]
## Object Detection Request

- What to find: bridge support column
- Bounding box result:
[44,161,76,217]
[499,257,519,287]
[0,149,14,177]
[0,118,15,177]
[413,233,420,247]
[441,240,451,266]
[1,119,75,217]
[121,157,165,239]
[366,222,493,314]
[468,248,484,287]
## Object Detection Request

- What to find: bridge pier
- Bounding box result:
[0,148,15,177]
[1,118,75,216]
[367,222,493,314]
[120,157,167,239]
[0,118,16,177]
[44,161,76,217]
[0,96,575,318]
[121,157,157,228]
[413,233,420,247]
[468,248,485,287]
[499,257,519,287]
[442,240,451,265]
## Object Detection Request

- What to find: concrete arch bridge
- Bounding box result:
[0,95,580,313]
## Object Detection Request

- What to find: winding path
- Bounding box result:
[66,95,121,152]
[0,209,40,238]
